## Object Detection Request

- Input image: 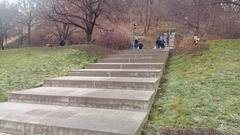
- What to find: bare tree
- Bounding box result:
[144,0,154,34]
[54,22,78,44]
[17,0,39,46]
[0,0,17,50]
[43,0,107,43]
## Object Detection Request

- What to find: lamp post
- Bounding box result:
[132,23,137,37]
[131,23,138,49]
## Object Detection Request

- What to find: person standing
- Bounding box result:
[156,37,161,49]
[160,37,166,49]
[133,38,139,49]
[156,36,165,49]
[193,35,200,46]
[138,42,144,50]
[59,37,65,46]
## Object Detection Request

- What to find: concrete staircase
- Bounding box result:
[0,48,170,135]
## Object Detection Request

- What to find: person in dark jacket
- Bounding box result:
[160,37,165,49]
[59,37,65,46]
[138,42,144,50]
[133,38,139,49]
[156,37,160,49]
[156,36,165,49]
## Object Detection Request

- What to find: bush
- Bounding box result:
[97,25,132,50]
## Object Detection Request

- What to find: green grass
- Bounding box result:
[145,39,240,134]
[0,48,96,101]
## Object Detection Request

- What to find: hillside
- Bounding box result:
[145,40,240,134]
[0,47,99,101]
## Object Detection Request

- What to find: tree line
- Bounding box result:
[0,0,239,50]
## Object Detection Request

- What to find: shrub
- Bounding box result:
[97,25,132,50]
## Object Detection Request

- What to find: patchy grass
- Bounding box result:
[161,128,225,135]
[60,44,116,58]
[0,47,97,101]
[145,39,240,135]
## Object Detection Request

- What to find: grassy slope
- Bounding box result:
[146,40,240,134]
[0,48,96,101]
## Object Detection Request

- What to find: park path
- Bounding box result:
[0,34,175,135]
[3,26,36,48]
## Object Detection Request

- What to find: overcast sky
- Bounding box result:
[0,0,16,3]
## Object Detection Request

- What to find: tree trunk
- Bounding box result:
[194,0,202,36]
[146,0,154,32]
[140,13,143,24]
[156,18,159,27]
[144,0,150,34]
[0,38,4,50]
[85,23,94,43]
[195,8,200,35]
[4,34,7,45]
[20,29,24,48]
[85,30,92,44]
[28,23,31,46]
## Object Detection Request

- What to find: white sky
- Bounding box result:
[0,0,17,3]
[8,0,17,3]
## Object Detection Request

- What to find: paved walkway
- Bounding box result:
[0,34,175,135]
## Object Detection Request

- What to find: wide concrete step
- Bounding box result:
[9,87,155,111]
[109,54,168,59]
[68,69,162,78]
[119,49,169,54]
[86,63,165,69]
[0,102,147,135]
[44,77,159,91]
[98,58,164,63]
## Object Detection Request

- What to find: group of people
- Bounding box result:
[155,36,166,49]
[133,33,171,50]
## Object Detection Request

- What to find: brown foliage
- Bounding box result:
[96,24,132,50]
